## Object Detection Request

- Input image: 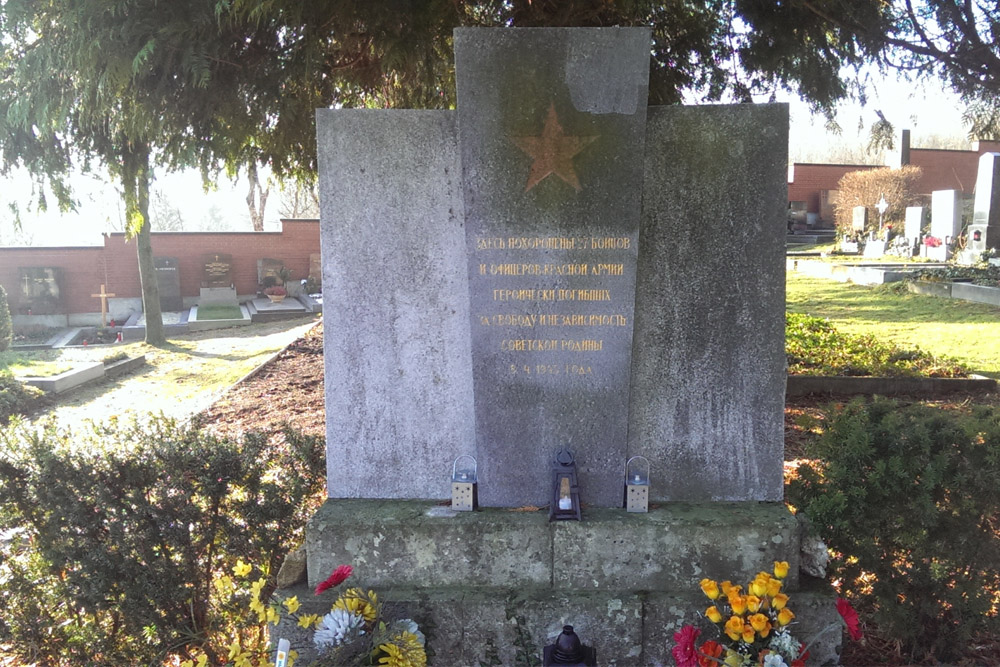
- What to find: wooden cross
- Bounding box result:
[91,284,116,327]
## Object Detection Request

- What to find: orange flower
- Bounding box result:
[705,606,722,623]
[729,594,747,615]
[741,624,756,643]
[772,593,789,610]
[773,561,790,579]
[720,580,741,597]
[778,607,795,626]
[724,616,743,641]
[746,595,762,613]
[750,613,771,638]
[700,578,721,600]
[697,640,723,667]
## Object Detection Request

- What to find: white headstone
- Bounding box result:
[931,189,962,241]
[904,206,924,241]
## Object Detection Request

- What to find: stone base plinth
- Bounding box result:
[285,500,841,665]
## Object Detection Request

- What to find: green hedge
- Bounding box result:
[787,397,1000,661]
[0,284,11,352]
[0,417,325,665]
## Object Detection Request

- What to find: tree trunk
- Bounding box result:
[122,144,165,346]
[246,162,269,232]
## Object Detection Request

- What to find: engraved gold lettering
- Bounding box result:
[500,339,559,351]
[592,263,624,276]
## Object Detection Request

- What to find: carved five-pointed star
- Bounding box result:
[511,102,597,192]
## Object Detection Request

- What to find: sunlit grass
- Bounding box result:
[787,274,1000,377]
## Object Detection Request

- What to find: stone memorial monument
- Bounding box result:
[931,189,962,262]
[154,256,183,312]
[965,152,1000,261]
[299,27,837,664]
[198,252,238,306]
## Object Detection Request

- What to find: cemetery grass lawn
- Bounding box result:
[787,274,1000,377]
[0,346,137,378]
[196,304,244,320]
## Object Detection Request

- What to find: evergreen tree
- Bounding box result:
[0,284,12,352]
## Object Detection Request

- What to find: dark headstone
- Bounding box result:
[201,253,233,288]
[309,253,322,283]
[17,267,64,314]
[456,27,651,507]
[154,256,183,311]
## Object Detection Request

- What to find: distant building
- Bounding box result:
[787,132,1000,226]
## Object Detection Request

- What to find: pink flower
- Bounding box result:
[671,625,701,667]
[315,564,353,595]
[837,597,863,641]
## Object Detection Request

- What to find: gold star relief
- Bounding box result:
[511,102,597,192]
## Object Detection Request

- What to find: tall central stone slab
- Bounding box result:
[455,28,650,507]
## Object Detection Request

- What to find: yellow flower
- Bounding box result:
[288,649,298,667]
[181,661,193,667]
[777,607,795,626]
[334,588,378,623]
[729,594,747,615]
[720,580,741,597]
[233,560,253,577]
[377,631,427,667]
[251,577,267,597]
[705,605,722,623]
[741,624,755,644]
[724,615,744,641]
[284,596,300,614]
[745,595,762,613]
[266,606,280,624]
[772,593,789,610]
[766,577,782,597]
[214,575,235,595]
[773,561,790,579]
[750,575,769,597]
[197,656,208,667]
[700,578,721,600]
[228,640,242,660]
[750,613,770,635]
[249,597,265,614]
[297,613,320,629]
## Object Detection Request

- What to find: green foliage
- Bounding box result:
[101,351,129,365]
[911,264,1000,287]
[196,305,244,321]
[785,313,969,378]
[0,284,11,352]
[0,371,44,425]
[0,417,325,665]
[787,397,1000,661]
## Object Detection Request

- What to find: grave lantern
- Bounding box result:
[623,456,650,513]
[451,455,478,511]
[549,449,581,521]
[543,625,596,666]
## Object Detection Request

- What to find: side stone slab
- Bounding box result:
[317,110,475,500]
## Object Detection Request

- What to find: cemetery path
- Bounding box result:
[30,318,321,429]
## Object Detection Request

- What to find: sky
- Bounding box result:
[0,69,971,248]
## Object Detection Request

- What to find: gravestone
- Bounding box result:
[308,253,322,288]
[257,258,285,286]
[201,253,233,288]
[307,27,836,665]
[199,253,238,306]
[931,189,961,261]
[154,256,183,311]
[968,152,1000,257]
[904,206,924,241]
[851,205,867,231]
[17,267,63,315]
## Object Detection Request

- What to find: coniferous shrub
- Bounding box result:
[0,417,326,665]
[0,283,12,351]
[787,397,1000,662]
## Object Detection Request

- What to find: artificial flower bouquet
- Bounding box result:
[180,562,426,667]
[672,561,861,667]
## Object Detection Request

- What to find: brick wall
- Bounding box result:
[0,219,320,316]
[788,164,880,214]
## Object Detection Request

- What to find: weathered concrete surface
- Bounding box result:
[23,361,105,394]
[316,110,475,501]
[275,581,840,666]
[307,500,800,593]
[629,104,788,502]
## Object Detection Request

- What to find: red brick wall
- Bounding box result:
[787,164,879,213]
[0,219,320,315]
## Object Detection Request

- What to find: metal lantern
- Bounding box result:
[451,455,478,511]
[549,449,581,521]
[623,456,650,513]
[543,625,596,666]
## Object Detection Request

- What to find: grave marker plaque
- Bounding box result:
[154,256,183,311]
[258,258,285,286]
[18,267,63,314]
[456,28,650,507]
[201,253,233,288]
[904,206,924,241]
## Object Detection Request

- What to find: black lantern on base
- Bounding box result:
[549,449,581,521]
[543,625,596,666]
